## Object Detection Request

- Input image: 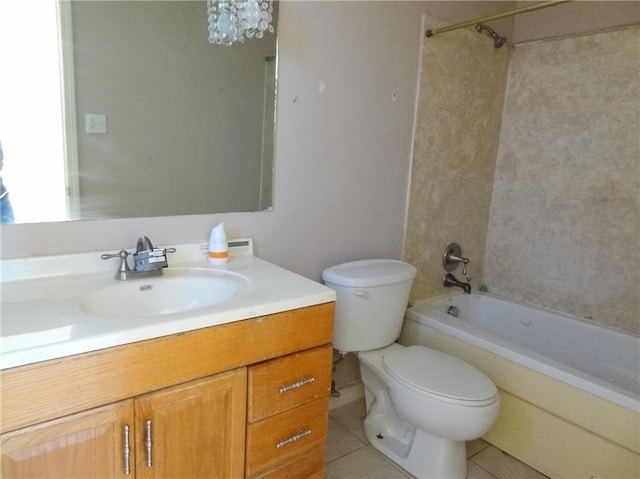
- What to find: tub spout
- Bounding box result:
[443,273,471,294]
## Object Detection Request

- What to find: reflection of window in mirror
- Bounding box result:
[0,0,72,223]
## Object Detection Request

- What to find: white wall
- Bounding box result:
[0,1,426,282]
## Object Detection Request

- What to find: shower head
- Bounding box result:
[493,34,507,49]
[475,23,507,49]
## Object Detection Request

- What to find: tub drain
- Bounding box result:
[446,305,459,318]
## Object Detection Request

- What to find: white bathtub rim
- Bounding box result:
[406,294,639,413]
[411,291,639,339]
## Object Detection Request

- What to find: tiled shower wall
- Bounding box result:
[406,24,639,335]
[484,27,640,335]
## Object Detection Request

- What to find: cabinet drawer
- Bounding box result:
[249,446,325,479]
[248,345,332,423]
[246,397,329,477]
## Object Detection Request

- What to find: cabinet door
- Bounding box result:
[135,368,247,479]
[1,400,134,478]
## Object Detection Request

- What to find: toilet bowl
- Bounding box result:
[322,259,500,479]
[359,343,500,478]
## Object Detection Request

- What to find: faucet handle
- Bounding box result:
[101,250,132,280]
[100,249,130,261]
[448,254,469,264]
[443,243,469,273]
[449,254,470,275]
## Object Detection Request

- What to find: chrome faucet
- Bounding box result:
[443,273,472,295]
[442,242,471,294]
[101,236,175,281]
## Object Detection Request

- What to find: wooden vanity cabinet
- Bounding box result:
[0,303,334,479]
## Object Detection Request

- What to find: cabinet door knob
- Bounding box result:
[145,419,153,467]
[276,429,312,449]
[123,425,132,475]
[279,376,316,394]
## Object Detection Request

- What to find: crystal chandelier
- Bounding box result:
[207,0,274,47]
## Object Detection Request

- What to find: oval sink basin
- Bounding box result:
[79,275,242,318]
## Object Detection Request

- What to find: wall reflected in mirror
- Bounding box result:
[0,0,278,225]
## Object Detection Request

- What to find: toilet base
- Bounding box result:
[364,414,467,479]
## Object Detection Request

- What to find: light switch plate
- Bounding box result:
[85,113,107,133]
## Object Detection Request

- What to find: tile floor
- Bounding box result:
[326,398,549,479]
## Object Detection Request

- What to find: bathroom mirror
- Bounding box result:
[0,1,278,224]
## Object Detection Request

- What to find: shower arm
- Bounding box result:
[425,0,572,38]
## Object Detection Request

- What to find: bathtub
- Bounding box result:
[399,293,640,479]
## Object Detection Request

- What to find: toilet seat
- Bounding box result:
[382,345,498,406]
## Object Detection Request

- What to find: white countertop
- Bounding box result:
[0,241,336,370]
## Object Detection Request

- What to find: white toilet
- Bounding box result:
[322,259,500,479]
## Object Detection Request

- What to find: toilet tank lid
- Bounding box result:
[322,259,417,287]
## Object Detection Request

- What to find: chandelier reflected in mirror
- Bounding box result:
[207,0,275,46]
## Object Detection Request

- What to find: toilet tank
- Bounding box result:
[322,259,417,353]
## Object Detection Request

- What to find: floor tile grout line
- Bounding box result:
[328,416,368,444]
[325,442,368,465]
[328,412,366,431]
[360,443,416,478]
[466,440,492,459]
[469,460,502,479]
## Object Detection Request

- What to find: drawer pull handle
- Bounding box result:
[276,429,312,449]
[123,425,131,475]
[279,376,316,394]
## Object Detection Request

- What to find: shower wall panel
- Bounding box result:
[484,26,640,335]
[404,15,511,302]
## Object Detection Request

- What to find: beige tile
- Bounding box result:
[326,417,366,463]
[326,399,545,479]
[471,445,549,479]
[466,438,491,458]
[467,461,499,479]
[329,397,367,443]
[325,446,412,479]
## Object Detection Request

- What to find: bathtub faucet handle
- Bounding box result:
[443,242,470,275]
[451,255,469,275]
[450,255,469,265]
